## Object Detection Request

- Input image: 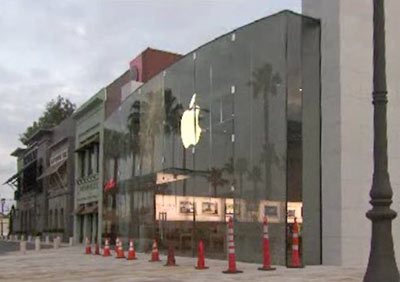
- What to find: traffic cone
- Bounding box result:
[103,238,111,257]
[85,237,91,254]
[127,238,137,260]
[258,216,276,271]
[116,240,126,259]
[287,217,303,268]
[149,238,161,262]
[94,242,100,255]
[222,217,243,274]
[164,242,177,266]
[195,240,209,269]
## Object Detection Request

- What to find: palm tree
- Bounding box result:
[247,165,262,201]
[127,100,142,177]
[235,157,249,198]
[248,63,281,200]
[163,89,183,168]
[206,167,229,197]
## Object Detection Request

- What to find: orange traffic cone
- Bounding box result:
[164,242,177,266]
[85,237,91,254]
[127,239,137,260]
[258,216,276,271]
[149,238,161,262]
[116,240,126,259]
[222,217,243,274]
[287,217,303,268]
[195,240,209,270]
[103,238,111,257]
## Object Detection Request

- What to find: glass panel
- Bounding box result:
[102,11,321,265]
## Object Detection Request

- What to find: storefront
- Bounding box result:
[73,89,106,245]
[102,11,321,265]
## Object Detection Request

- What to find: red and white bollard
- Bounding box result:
[149,238,161,262]
[258,216,276,271]
[222,217,243,274]
[287,217,303,268]
[103,238,111,257]
[127,238,137,260]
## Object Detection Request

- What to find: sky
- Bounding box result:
[0,0,301,200]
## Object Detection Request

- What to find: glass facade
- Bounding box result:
[102,11,321,265]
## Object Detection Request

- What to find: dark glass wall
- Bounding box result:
[102,11,321,265]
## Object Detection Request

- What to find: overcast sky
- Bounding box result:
[0,0,301,199]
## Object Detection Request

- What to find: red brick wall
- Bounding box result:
[141,48,182,82]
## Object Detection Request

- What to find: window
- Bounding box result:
[88,147,94,175]
[48,210,52,230]
[79,151,85,177]
[54,209,58,230]
[95,144,100,173]
[60,208,64,229]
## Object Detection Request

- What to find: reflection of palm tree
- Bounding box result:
[206,167,229,197]
[248,63,281,199]
[163,89,183,170]
[143,93,162,173]
[104,128,129,180]
[247,165,262,201]
[235,158,248,198]
[127,100,141,177]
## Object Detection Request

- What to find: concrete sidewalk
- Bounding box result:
[0,244,364,282]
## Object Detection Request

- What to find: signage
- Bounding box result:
[180,94,202,148]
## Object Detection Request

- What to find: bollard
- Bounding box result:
[45,235,50,245]
[21,235,24,241]
[69,237,73,247]
[20,241,26,255]
[28,235,32,242]
[53,237,59,249]
[35,236,41,251]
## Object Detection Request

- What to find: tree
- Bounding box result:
[19,95,76,145]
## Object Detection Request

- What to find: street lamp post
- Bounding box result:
[363,0,400,281]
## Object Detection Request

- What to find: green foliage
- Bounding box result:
[19,95,76,145]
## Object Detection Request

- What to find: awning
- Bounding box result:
[74,206,85,215]
[37,159,67,180]
[81,204,98,215]
[75,134,99,152]
[3,160,36,185]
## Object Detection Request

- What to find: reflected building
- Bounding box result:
[102,11,321,265]
[73,49,182,244]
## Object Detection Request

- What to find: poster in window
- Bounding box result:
[202,202,218,215]
[179,200,194,214]
[264,205,278,217]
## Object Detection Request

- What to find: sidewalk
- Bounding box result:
[0,244,364,282]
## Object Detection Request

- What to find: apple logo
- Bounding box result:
[180,94,202,149]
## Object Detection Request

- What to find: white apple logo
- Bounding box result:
[180,94,202,149]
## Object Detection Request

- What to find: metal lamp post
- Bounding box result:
[363,0,400,281]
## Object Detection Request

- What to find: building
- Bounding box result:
[39,117,75,241]
[5,119,76,241]
[6,129,53,236]
[102,11,321,265]
[73,48,182,244]
[302,0,400,266]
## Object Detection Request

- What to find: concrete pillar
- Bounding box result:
[69,237,73,247]
[27,235,32,242]
[20,241,26,255]
[35,237,41,251]
[45,235,50,245]
[20,234,24,241]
